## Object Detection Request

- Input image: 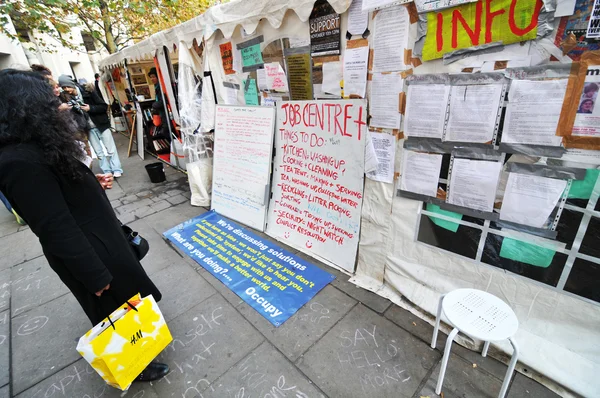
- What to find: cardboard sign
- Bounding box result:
[164,211,335,327]
[267,100,367,272]
[422,0,543,61]
[219,42,235,75]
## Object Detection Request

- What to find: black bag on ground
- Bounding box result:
[121,224,149,260]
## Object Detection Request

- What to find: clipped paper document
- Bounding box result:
[448,158,502,212]
[404,84,450,139]
[366,134,396,183]
[370,73,403,129]
[400,151,443,197]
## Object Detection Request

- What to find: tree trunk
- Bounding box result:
[99,0,117,53]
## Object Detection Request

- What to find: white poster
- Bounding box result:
[500,173,567,228]
[573,66,600,137]
[370,73,403,129]
[404,84,450,139]
[400,151,443,197]
[362,0,409,12]
[366,134,396,183]
[267,100,367,272]
[448,158,502,212]
[343,44,369,98]
[502,79,567,146]
[586,0,600,38]
[265,62,289,92]
[445,84,503,143]
[372,5,410,72]
[348,0,369,35]
[212,105,276,231]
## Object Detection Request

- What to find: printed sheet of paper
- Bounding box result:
[364,131,379,173]
[587,0,600,38]
[404,84,450,139]
[287,52,313,100]
[265,62,289,92]
[366,134,396,183]
[370,73,403,129]
[224,86,239,105]
[348,0,369,35]
[448,158,502,212]
[401,151,443,197]
[322,62,342,96]
[362,0,405,12]
[343,43,369,98]
[257,68,268,91]
[502,80,567,146]
[415,0,478,12]
[500,173,567,228]
[373,5,409,72]
[573,67,600,137]
[445,84,503,143]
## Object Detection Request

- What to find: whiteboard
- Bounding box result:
[211,105,276,231]
[266,100,367,272]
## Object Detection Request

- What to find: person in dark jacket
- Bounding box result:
[94,73,103,99]
[81,82,124,177]
[0,69,168,382]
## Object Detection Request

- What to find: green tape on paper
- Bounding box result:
[568,169,599,200]
[241,44,263,68]
[243,79,258,105]
[499,238,555,268]
[426,203,462,233]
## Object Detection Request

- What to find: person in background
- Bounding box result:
[81,82,124,178]
[30,64,52,78]
[94,73,103,99]
[148,67,162,102]
[0,69,169,382]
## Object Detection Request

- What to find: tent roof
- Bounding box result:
[99,0,351,69]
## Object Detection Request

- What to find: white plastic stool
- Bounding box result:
[431,289,519,398]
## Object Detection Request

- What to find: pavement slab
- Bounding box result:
[0,230,43,271]
[10,256,69,318]
[0,270,10,314]
[508,373,562,398]
[0,311,8,388]
[237,285,357,361]
[0,385,7,398]
[153,294,264,398]
[11,294,89,394]
[204,341,326,397]
[296,304,440,398]
[143,202,207,234]
[128,218,178,276]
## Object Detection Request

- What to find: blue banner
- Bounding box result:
[164,210,335,326]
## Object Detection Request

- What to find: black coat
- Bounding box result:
[0,143,161,325]
[81,87,111,132]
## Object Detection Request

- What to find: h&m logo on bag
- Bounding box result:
[131,329,143,345]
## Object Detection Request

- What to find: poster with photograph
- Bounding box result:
[573,69,600,137]
[132,75,147,85]
[309,0,341,57]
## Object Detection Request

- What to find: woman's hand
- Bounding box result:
[95,283,110,297]
[81,104,91,112]
[95,173,114,190]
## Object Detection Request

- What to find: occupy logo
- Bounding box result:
[245,287,283,318]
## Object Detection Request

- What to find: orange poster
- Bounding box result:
[219,42,235,75]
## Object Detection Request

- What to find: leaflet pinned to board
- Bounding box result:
[348,0,369,36]
[343,41,369,98]
[448,158,502,212]
[370,73,403,129]
[572,66,600,138]
[372,5,410,72]
[366,134,396,184]
[400,151,443,197]
[445,85,503,143]
[404,84,450,139]
[500,173,567,228]
[502,80,567,146]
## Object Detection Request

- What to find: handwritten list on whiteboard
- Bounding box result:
[212,105,275,231]
[266,100,367,272]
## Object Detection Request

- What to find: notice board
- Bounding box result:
[212,105,275,231]
[266,100,367,272]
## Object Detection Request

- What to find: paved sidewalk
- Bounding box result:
[0,133,561,397]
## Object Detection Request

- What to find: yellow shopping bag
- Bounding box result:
[76,294,172,390]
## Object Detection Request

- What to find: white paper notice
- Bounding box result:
[404,84,450,139]
[448,158,502,212]
[366,134,396,183]
[500,173,567,228]
[362,0,404,12]
[343,45,369,98]
[348,0,369,36]
[445,84,503,143]
[370,73,403,129]
[257,68,268,91]
[224,86,239,105]
[573,66,600,137]
[373,6,409,72]
[265,62,289,92]
[322,62,342,96]
[400,151,443,197]
[502,79,567,146]
[587,0,600,38]
[364,131,379,173]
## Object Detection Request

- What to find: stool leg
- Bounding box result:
[482,341,490,358]
[498,337,519,398]
[435,327,458,395]
[431,294,445,349]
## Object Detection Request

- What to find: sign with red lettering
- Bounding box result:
[266,100,367,272]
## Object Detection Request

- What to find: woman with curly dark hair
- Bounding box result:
[0,69,168,383]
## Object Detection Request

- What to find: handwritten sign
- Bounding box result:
[212,105,275,230]
[265,62,289,92]
[241,44,264,70]
[164,211,335,326]
[219,42,235,75]
[267,100,367,272]
[422,0,543,61]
